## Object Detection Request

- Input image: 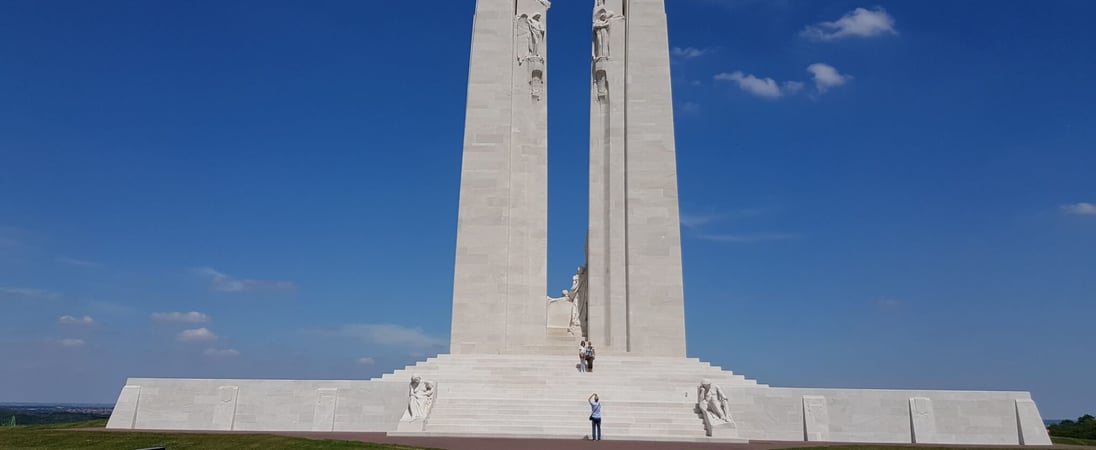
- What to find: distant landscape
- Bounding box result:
[0,404,113,426]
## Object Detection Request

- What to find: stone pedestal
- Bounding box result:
[396,419,426,432]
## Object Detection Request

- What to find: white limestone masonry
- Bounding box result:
[450,0,550,355]
[587,0,687,358]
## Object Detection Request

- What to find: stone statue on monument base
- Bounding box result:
[397,375,436,431]
[697,379,739,438]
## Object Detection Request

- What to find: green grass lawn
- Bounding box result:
[0,421,431,450]
[1053,436,1096,447]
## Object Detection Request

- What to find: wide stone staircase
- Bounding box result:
[375,350,765,442]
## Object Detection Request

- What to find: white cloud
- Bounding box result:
[356,357,376,366]
[204,348,240,357]
[318,324,447,350]
[0,287,61,301]
[671,47,708,59]
[1061,202,1096,216]
[59,338,85,348]
[59,315,95,326]
[801,7,897,41]
[807,63,851,93]
[715,72,783,98]
[178,328,219,343]
[696,232,802,243]
[57,257,102,268]
[194,267,295,293]
[152,311,210,324]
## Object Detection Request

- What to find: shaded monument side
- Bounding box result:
[451,0,550,354]
[587,0,686,357]
[622,0,686,357]
[587,0,629,354]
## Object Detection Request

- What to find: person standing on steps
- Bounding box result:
[588,392,602,440]
[578,340,588,373]
[585,342,596,372]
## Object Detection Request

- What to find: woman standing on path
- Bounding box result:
[588,392,602,440]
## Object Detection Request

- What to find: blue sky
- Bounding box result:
[1,0,1093,419]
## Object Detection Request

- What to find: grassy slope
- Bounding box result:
[1054,436,1096,447]
[0,421,430,450]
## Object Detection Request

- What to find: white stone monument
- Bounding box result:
[106,1,1053,445]
[449,0,552,356]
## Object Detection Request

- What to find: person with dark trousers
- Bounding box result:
[588,392,602,440]
[585,342,596,372]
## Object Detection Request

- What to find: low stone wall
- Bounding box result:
[106,378,407,432]
[728,386,1051,445]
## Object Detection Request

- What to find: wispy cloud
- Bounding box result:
[316,324,447,350]
[59,338,86,348]
[696,232,802,243]
[807,63,851,94]
[152,311,210,324]
[356,357,376,366]
[801,7,897,41]
[178,328,219,343]
[715,72,803,99]
[204,348,240,357]
[680,213,724,229]
[671,46,709,59]
[1061,202,1096,216]
[194,267,296,293]
[874,297,903,311]
[59,315,95,326]
[57,257,103,268]
[679,101,701,114]
[0,287,61,301]
[0,226,25,248]
[681,208,776,229]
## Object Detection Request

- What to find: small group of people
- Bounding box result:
[577,340,596,372]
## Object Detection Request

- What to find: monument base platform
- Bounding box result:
[106,353,1051,446]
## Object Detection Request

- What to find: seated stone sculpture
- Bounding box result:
[400,375,436,422]
[697,379,736,437]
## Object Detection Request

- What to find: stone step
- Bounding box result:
[427,415,704,425]
[388,431,748,444]
[423,424,707,436]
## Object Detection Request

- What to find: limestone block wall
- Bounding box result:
[106,378,407,432]
[451,0,550,356]
[728,387,1052,445]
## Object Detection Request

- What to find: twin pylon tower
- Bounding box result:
[449,0,687,357]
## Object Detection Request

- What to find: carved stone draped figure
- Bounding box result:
[697,379,735,436]
[517,12,546,62]
[566,266,587,336]
[400,375,436,422]
[592,1,620,60]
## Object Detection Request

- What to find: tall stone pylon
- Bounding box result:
[450,0,551,355]
[587,0,687,357]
